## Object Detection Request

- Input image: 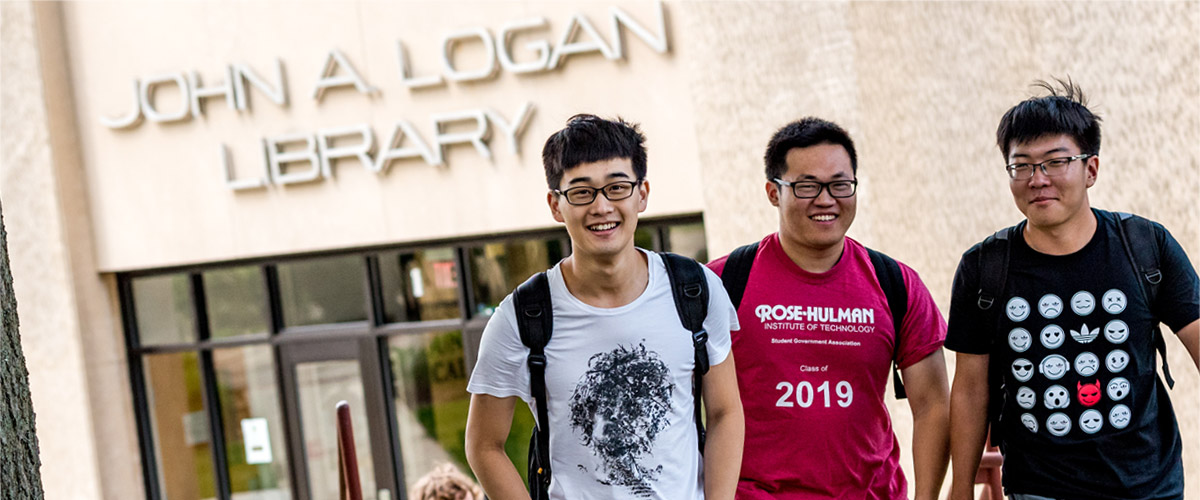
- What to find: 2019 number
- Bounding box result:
[775,380,853,408]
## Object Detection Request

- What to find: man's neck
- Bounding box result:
[1024,208,1098,256]
[560,247,649,308]
[779,234,845,274]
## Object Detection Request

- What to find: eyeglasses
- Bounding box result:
[554,180,642,206]
[1005,154,1092,180]
[773,178,858,199]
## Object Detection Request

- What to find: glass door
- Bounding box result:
[280,339,396,500]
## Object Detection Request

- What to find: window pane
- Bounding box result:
[666,222,708,262]
[469,238,564,317]
[296,360,377,500]
[213,346,290,500]
[277,256,367,327]
[204,267,269,339]
[634,226,658,250]
[143,351,215,500]
[379,248,461,323]
[388,331,473,487]
[133,274,197,345]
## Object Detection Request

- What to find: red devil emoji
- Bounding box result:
[1077,380,1102,407]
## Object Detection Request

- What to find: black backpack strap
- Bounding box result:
[720,242,760,311]
[514,272,553,497]
[1114,212,1173,388]
[867,248,909,400]
[660,252,711,453]
[976,225,1014,444]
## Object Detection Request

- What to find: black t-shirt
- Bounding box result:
[946,209,1199,500]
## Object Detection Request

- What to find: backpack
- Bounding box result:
[720,241,911,399]
[512,252,712,500]
[974,211,1173,444]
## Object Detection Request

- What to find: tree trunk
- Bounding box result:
[0,198,44,500]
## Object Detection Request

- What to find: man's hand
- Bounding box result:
[948,353,991,500]
[901,349,950,500]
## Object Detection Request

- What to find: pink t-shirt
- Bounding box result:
[708,234,946,500]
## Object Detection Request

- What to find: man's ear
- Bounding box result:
[548,191,565,223]
[637,179,650,213]
[766,180,781,207]
[1085,155,1099,188]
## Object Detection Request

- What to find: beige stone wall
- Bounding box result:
[680,1,1199,497]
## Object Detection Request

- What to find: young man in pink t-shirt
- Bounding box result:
[708,117,950,500]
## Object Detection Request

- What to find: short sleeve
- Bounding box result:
[466,294,533,402]
[701,265,737,366]
[1151,224,1200,333]
[944,245,993,355]
[894,263,947,369]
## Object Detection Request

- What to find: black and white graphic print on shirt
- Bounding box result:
[1003,287,1135,438]
[569,342,674,498]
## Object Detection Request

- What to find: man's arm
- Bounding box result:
[900,350,950,500]
[1177,319,1200,371]
[948,352,991,500]
[701,355,744,500]
[465,394,529,500]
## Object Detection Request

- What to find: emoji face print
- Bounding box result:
[1106,350,1129,373]
[1007,297,1031,322]
[1107,377,1130,401]
[1077,380,1102,406]
[1044,385,1070,409]
[1008,328,1032,352]
[1074,352,1100,377]
[1047,412,1072,436]
[1040,325,1066,349]
[1069,323,1098,344]
[1038,294,1063,319]
[1021,413,1038,433]
[1016,386,1036,409]
[1109,404,1131,429]
[1012,358,1034,382]
[1040,354,1070,380]
[1102,289,1127,314]
[1104,320,1129,344]
[1079,409,1103,434]
[1071,291,1095,316]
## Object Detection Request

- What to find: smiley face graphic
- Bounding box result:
[1102,289,1127,314]
[1074,352,1100,377]
[1044,385,1070,409]
[1008,328,1032,352]
[1109,404,1132,429]
[1047,412,1072,436]
[1040,354,1070,380]
[1079,409,1103,434]
[1077,379,1102,406]
[1021,413,1038,433]
[1104,320,1129,344]
[1012,358,1034,382]
[1106,349,1129,373]
[1006,297,1031,322]
[1107,377,1130,401]
[1038,294,1063,319]
[1016,386,1036,409]
[1070,291,1096,316]
[1040,325,1065,349]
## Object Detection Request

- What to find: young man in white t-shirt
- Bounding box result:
[464,114,744,500]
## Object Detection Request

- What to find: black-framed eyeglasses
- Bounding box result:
[1005,154,1092,180]
[773,178,858,199]
[554,180,642,206]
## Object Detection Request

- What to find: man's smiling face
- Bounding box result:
[549,157,647,261]
[769,143,857,256]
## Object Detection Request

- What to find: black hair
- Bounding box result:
[763,117,857,181]
[996,77,1101,158]
[541,114,647,190]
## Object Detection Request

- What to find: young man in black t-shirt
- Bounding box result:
[946,80,1200,500]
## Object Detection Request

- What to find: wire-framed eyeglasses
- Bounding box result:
[554,180,642,206]
[1005,154,1093,180]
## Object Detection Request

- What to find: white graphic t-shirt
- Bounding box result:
[467,249,737,500]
